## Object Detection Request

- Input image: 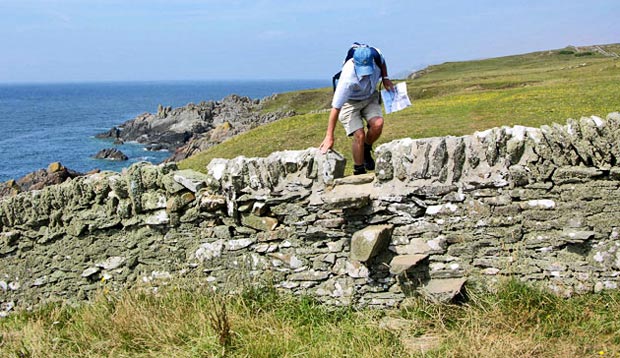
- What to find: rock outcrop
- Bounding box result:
[96,94,294,162]
[3,113,620,316]
[0,162,83,200]
[93,148,128,161]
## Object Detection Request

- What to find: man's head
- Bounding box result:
[353,47,374,77]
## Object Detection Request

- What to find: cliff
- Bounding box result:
[96,94,294,161]
[2,113,620,316]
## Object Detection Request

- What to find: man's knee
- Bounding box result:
[368,117,383,133]
[368,116,384,131]
[352,128,365,141]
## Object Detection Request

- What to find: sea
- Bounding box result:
[0,80,326,182]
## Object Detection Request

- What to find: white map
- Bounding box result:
[381,82,411,114]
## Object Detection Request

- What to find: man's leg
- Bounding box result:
[362,116,383,170]
[365,116,384,145]
[352,128,366,166]
[360,92,384,171]
[351,128,367,175]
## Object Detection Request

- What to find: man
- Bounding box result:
[319,43,394,175]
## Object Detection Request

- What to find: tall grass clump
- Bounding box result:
[428,279,620,357]
[0,282,405,358]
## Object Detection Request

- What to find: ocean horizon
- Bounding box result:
[0,79,326,182]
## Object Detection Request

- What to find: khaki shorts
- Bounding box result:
[338,91,382,136]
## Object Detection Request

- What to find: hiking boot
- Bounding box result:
[353,164,367,175]
[363,143,375,171]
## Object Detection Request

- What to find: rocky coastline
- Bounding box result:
[96,94,295,162]
[0,93,295,200]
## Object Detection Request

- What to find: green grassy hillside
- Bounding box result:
[180,44,620,173]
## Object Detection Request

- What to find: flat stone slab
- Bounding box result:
[81,267,100,278]
[389,254,429,275]
[241,214,279,231]
[289,270,330,281]
[333,173,375,186]
[95,256,126,270]
[321,182,375,210]
[552,166,604,184]
[420,277,467,303]
[173,169,211,192]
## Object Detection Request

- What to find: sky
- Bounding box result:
[0,0,617,83]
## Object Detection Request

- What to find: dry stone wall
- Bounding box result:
[2,113,620,316]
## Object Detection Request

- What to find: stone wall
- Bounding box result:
[2,114,620,316]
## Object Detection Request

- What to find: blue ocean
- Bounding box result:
[0,80,326,182]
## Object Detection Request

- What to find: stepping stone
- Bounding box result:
[389,254,429,275]
[419,278,467,303]
[350,224,394,262]
[321,182,374,210]
[333,173,375,186]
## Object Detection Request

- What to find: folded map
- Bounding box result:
[381,82,412,114]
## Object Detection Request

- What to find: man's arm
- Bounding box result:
[373,47,395,92]
[319,107,341,154]
[379,62,395,92]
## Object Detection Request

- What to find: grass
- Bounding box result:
[432,280,620,357]
[179,44,620,174]
[259,88,332,115]
[0,283,403,358]
[2,279,620,357]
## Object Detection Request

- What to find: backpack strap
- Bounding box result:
[332,71,342,91]
[333,43,359,91]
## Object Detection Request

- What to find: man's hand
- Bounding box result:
[319,136,334,154]
[319,137,333,153]
[383,78,395,92]
[320,108,340,154]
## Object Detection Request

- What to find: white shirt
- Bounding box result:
[331,59,382,109]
